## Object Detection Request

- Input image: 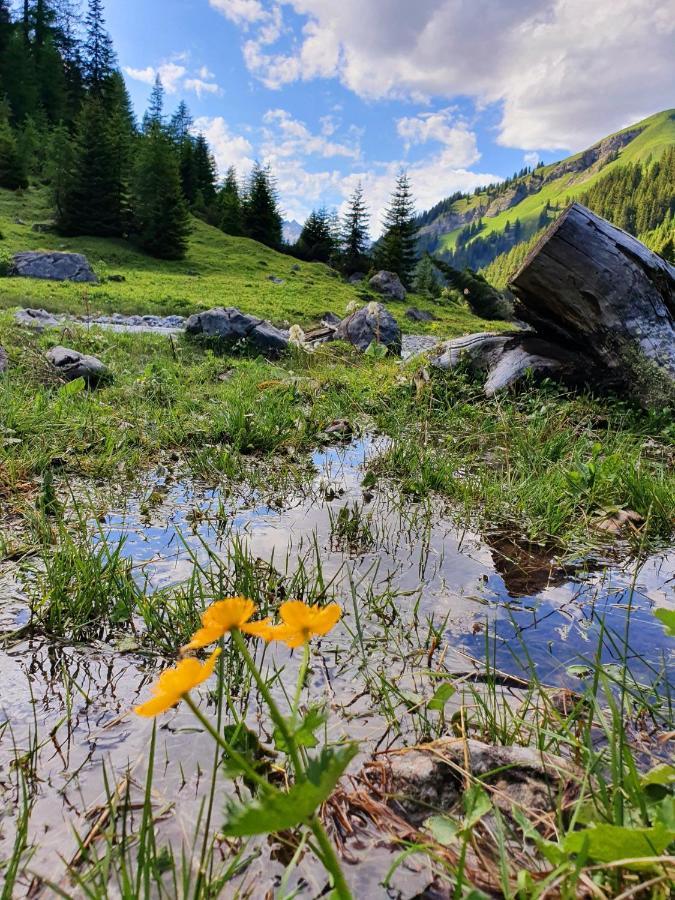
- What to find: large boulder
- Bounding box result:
[10,251,98,283]
[335,302,401,354]
[14,308,59,330]
[369,270,407,301]
[185,307,289,354]
[46,346,109,385]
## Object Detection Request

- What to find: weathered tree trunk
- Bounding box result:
[510,203,675,403]
[429,205,675,406]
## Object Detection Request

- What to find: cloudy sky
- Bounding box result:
[109,0,675,230]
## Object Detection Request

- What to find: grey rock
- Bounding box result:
[107,274,126,283]
[386,738,578,825]
[335,302,401,354]
[405,307,436,323]
[46,346,110,385]
[291,264,301,272]
[10,251,98,283]
[185,307,289,354]
[163,315,186,328]
[14,308,59,330]
[347,272,366,284]
[268,275,285,285]
[31,222,57,234]
[401,335,440,360]
[369,270,407,301]
[321,312,342,327]
[0,347,7,374]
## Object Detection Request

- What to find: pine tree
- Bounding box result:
[83,0,115,91]
[192,133,217,219]
[46,123,76,222]
[132,122,191,259]
[0,105,28,189]
[242,162,282,248]
[296,207,336,262]
[340,183,370,274]
[179,138,196,204]
[143,74,164,131]
[169,101,193,144]
[375,171,417,286]
[57,93,124,235]
[217,166,242,235]
[413,254,441,298]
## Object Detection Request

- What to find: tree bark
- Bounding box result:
[509,203,675,403]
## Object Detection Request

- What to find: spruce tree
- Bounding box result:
[375,171,417,286]
[143,74,164,131]
[169,101,192,144]
[57,93,123,235]
[217,166,242,235]
[132,122,190,260]
[242,162,282,248]
[413,254,441,298]
[340,182,370,274]
[296,207,336,262]
[47,122,75,222]
[0,106,28,189]
[84,0,115,91]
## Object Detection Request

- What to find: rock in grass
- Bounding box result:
[185,307,289,354]
[383,738,578,825]
[406,307,437,323]
[15,308,59,330]
[0,347,7,374]
[369,270,407,301]
[10,251,98,283]
[46,346,110,386]
[335,302,401,355]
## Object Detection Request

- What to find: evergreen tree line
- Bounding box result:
[284,172,419,287]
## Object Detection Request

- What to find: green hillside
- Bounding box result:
[0,186,507,337]
[417,109,675,266]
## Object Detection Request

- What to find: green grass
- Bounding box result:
[0,185,507,337]
[438,108,675,253]
[1,315,673,555]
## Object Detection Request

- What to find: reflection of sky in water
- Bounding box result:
[97,438,674,686]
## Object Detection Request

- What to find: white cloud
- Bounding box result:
[396,111,480,166]
[193,116,256,175]
[262,108,361,159]
[184,78,223,98]
[524,151,540,167]
[219,0,675,151]
[125,58,223,99]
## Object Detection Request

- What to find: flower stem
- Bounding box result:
[231,630,352,899]
[231,629,303,776]
[183,694,273,795]
[292,641,311,720]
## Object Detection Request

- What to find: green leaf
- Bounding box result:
[221,724,268,778]
[654,608,675,637]
[222,744,358,837]
[463,785,492,830]
[651,797,675,831]
[562,823,674,866]
[425,814,460,846]
[640,764,675,788]
[273,705,327,752]
[364,341,388,359]
[58,376,86,397]
[427,682,456,712]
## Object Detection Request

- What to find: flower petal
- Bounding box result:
[312,604,342,635]
[241,618,273,640]
[278,600,312,628]
[202,597,256,631]
[135,693,179,717]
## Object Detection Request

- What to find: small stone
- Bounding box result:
[14,308,59,330]
[107,274,126,283]
[268,275,285,285]
[406,307,436,322]
[46,346,110,386]
[347,272,366,284]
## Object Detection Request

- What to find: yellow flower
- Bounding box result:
[135,648,221,717]
[183,597,271,651]
[266,600,342,648]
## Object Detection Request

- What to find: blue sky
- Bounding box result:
[106,0,674,230]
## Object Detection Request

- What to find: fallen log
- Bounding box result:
[430,204,675,406]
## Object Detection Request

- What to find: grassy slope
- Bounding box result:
[439,109,675,252]
[0,186,507,338]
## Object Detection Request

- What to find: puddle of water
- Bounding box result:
[1,437,673,896]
